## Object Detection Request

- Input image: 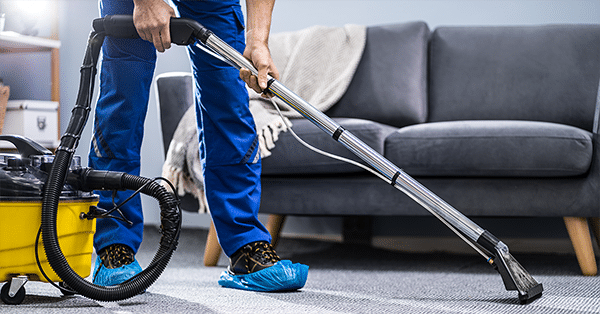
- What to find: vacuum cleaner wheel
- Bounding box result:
[1,281,26,305]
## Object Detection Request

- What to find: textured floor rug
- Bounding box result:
[2,227,598,313]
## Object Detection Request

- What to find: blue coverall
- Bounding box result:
[90,0,271,257]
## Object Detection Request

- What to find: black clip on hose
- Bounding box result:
[40,15,189,302]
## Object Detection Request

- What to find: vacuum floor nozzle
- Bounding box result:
[493,244,543,304]
[519,283,544,304]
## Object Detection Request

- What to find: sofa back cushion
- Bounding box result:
[326,21,429,128]
[428,24,600,131]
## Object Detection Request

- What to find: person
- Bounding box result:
[90,0,308,291]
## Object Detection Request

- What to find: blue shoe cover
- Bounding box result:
[92,256,143,286]
[218,260,309,292]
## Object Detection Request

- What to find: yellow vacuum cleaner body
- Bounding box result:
[0,152,98,283]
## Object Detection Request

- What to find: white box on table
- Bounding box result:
[3,100,59,148]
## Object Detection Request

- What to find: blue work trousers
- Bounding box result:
[90,0,271,257]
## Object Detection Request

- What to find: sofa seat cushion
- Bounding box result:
[262,118,397,175]
[384,120,592,177]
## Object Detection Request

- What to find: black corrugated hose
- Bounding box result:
[40,29,181,301]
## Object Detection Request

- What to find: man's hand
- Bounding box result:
[241,0,278,97]
[132,0,175,52]
[241,38,279,97]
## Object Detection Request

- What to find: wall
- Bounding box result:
[3,0,600,237]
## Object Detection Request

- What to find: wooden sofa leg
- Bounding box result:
[590,217,600,250]
[266,214,286,248]
[203,221,222,267]
[563,217,597,276]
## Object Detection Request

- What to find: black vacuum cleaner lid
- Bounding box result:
[0,154,94,201]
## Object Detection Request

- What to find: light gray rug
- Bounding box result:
[2,227,599,314]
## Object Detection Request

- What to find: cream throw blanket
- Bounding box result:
[162,24,367,213]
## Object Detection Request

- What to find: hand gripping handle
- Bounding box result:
[91,15,212,45]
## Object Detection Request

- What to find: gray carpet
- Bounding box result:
[2,226,599,313]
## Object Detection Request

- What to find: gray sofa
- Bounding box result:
[156,21,600,275]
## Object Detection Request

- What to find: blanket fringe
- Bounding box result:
[258,115,292,158]
[162,165,208,214]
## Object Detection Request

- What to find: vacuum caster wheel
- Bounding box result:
[1,281,26,305]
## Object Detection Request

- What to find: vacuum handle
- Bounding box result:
[92,15,138,39]
[92,15,212,45]
[0,134,53,157]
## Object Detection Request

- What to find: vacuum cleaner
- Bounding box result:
[94,15,544,304]
[0,19,182,304]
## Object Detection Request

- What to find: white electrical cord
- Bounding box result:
[268,97,392,184]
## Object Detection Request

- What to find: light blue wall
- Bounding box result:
[270,0,600,31]
[48,0,600,234]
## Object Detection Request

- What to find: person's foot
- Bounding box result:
[92,244,142,286]
[228,241,281,275]
[219,241,308,292]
